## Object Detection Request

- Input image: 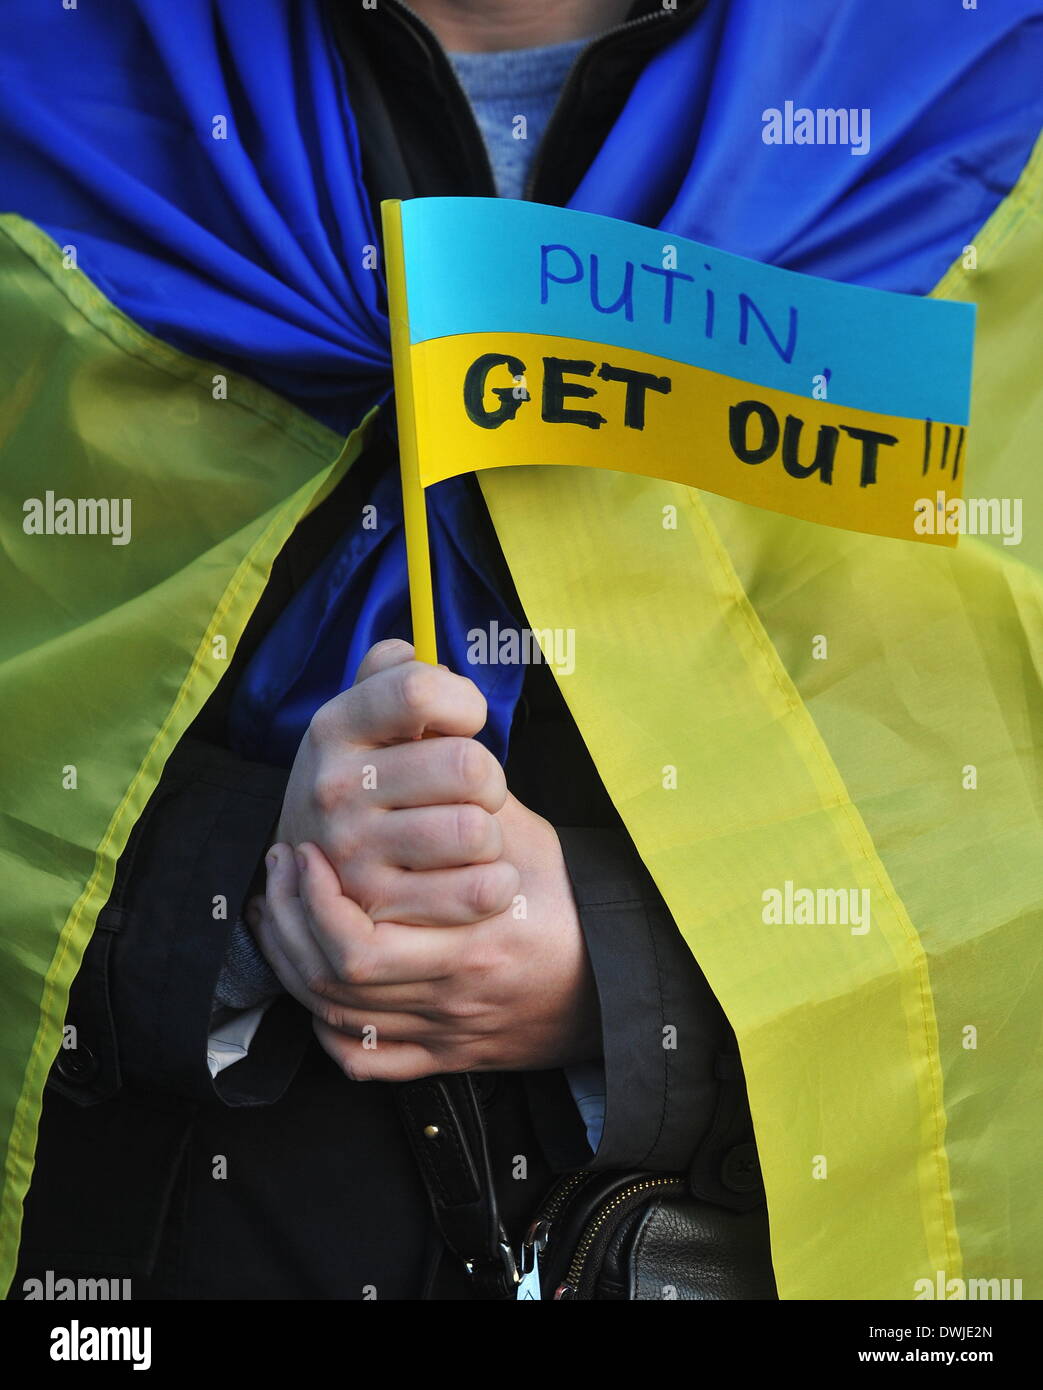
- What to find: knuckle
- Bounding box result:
[453,802,493,861]
[465,861,515,920]
[459,675,488,726]
[398,664,441,719]
[333,948,375,988]
[464,931,509,981]
[303,966,340,1001]
[335,831,374,883]
[352,863,395,920]
[311,766,345,815]
[451,737,489,796]
[443,993,486,1024]
[367,637,411,668]
[340,1057,372,1083]
[484,759,508,811]
[307,698,340,748]
[316,999,348,1030]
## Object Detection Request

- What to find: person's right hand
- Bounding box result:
[272,638,519,927]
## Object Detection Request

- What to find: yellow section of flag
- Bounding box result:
[409,330,965,544]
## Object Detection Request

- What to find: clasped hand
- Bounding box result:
[246,639,600,1080]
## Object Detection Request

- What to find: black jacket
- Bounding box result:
[14,0,761,1301]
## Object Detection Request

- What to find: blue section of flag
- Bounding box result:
[401,198,976,423]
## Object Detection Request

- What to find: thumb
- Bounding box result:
[353,638,415,684]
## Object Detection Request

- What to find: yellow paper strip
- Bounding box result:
[411,331,967,545]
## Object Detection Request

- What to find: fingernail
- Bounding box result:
[296,850,307,873]
[265,849,278,871]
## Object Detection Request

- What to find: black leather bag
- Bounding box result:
[396,1075,777,1301]
[520,1168,777,1300]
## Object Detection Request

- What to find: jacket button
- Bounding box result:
[721,1142,762,1194]
[56,1043,99,1085]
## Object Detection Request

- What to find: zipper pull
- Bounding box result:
[517,1219,549,1301]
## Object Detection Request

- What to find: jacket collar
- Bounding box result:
[325,0,709,208]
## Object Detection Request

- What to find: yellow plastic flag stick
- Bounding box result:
[381,199,438,664]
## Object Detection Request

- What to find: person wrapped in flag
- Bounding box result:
[1,0,1041,1303]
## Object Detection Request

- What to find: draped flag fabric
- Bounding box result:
[1,0,1042,1301]
[474,162,1043,1296]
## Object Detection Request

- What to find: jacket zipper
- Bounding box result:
[522,6,680,202]
[554,1175,685,1300]
[388,0,498,195]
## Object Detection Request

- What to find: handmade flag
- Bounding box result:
[382,197,976,661]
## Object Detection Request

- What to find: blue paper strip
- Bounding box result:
[401,198,974,423]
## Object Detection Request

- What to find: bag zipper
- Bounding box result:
[554,1175,685,1300]
[520,1171,686,1300]
[517,1171,591,1298]
[528,1170,590,1241]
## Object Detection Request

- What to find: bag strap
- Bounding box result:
[395,1075,520,1298]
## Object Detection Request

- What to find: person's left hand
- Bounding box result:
[246,791,602,1080]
